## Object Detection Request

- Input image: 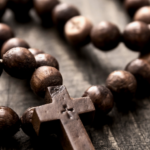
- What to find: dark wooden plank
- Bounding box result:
[0,0,150,149]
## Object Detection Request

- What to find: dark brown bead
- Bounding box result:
[134,6,150,24]
[52,3,80,30]
[1,38,30,58]
[28,48,44,56]
[21,107,36,137]
[3,47,36,79]
[65,16,93,47]
[125,59,150,97]
[0,59,3,76]
[125,59,150,83]
[124,0,149,17]
[139,53,150,64]
[35,53,59,70]
[0,106,20,137]
[106,70,137,100]
[123,21,150,52]
[34,0,60,23]
[0,0,8,19]
[8,0,33,18]
[148,24,150,30]
[90,21,121,51]
[30,66,63,97]
[0,23,14,47]
[82,85,114,115]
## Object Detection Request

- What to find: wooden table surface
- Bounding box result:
[1,0,149,150]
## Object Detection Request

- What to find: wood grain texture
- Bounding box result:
[0,0,148,150]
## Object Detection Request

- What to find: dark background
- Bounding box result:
[0,0,149,149]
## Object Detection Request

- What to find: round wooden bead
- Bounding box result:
[0,0,8,19]
[0,106,20,137]
[125,58,150,97]
[82,85,114,115]
[65,16,93,47]
[139,53,150,64]
[123,21,150,52]
[34,0,60,23]
[28,48,44,56]
[106,70,137,100]
[3,47,36,79]
[1,38,30,58]
[35,53,59,70]
[125,58,150,85]
[0,23,14,47]
[124,0,149,17]
[148,24,150,30]
[30,66,63,97]
[52,3,80,30]
[21,107,36,137]
[0,59,3,76]
[8,0,33,19]
[134,6,150,24]
[90,21,121,51]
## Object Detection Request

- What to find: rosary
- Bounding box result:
[0,0,150,150]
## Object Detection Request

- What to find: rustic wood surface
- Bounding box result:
[0,0,149,149]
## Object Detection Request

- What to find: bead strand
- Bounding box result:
[0,0,149,143]
[1,0,150,53]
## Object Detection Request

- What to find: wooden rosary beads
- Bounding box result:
[0,0,150,150]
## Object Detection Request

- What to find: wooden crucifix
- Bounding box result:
[32,85,95,150]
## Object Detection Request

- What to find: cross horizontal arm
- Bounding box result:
[73,97,95,114]
[35,103,60,122]
[32,103,60,135]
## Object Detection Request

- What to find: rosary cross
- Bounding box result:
[32,85,95,150]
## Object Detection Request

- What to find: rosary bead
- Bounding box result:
[139,53,150,64]
[90,21,121,51]
[35,53,59,70]
[125,59,150,97]
[134,6,150,24]
[3,47,36,79]
[123,21,150,52]
[8,0,33,20]
[65,16,93,47]
[30,66,63,98]
[21,107,36,137]
[124,0,149,17]
[0,59,3,76]
[52,3,80,30]
[106,70,137,100]
[0,0,8,19]
[0,106,20,137]
[34,0,60,23]
[125,59,150,82]
[28,48,44,56]
[82,85,114,115]
[1,38,30,58]
[0,23,14,47]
